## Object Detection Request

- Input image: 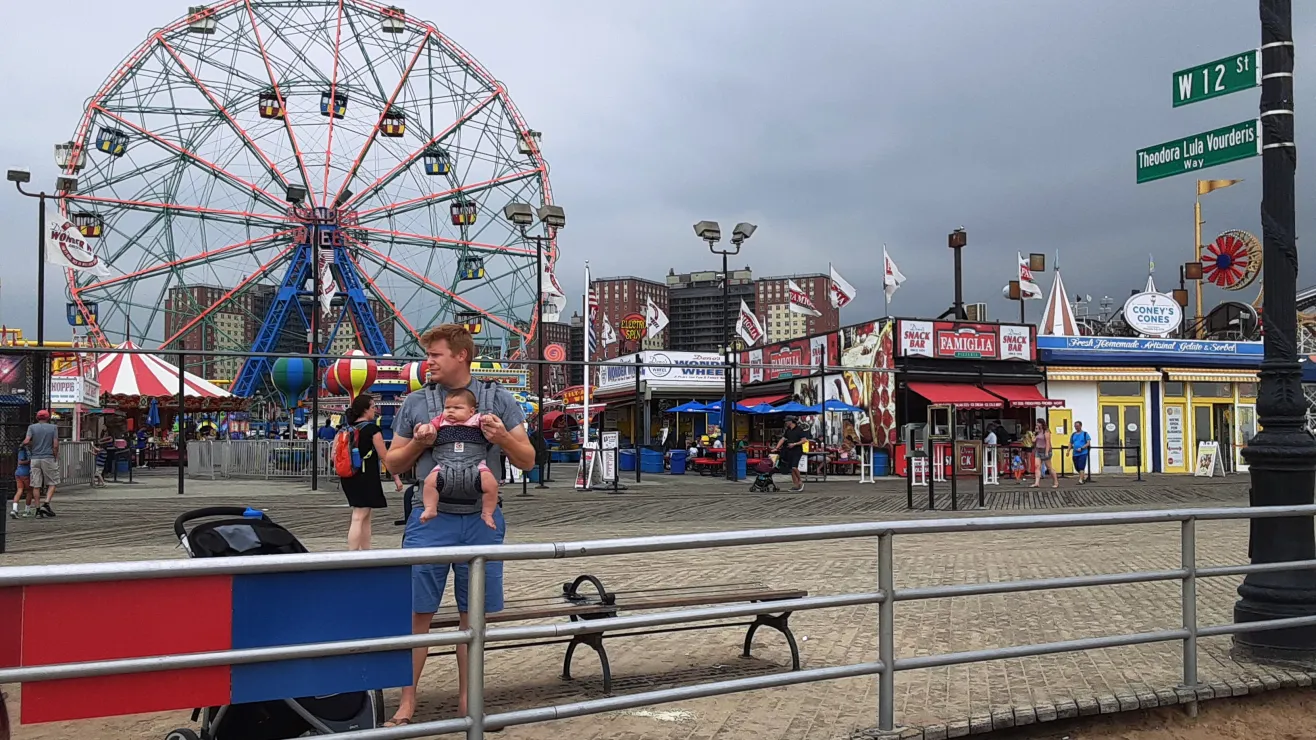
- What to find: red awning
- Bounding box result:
[739,394,788,407]
[983,384,1063,408]
[907,382,1003,409]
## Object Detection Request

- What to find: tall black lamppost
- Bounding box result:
[1233,0,1316,661]
[695,220,756,482]
[8,167,80,418]
[504,201,566,489]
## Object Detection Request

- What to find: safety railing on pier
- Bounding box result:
[2,504,1314,738]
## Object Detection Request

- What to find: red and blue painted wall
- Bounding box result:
[0,565,412,723]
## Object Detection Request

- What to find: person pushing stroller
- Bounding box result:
[773,416,810,492]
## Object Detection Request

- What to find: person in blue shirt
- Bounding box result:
[1070,421,1092,484]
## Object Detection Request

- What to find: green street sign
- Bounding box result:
[1172,50,1260,107]
[1136,120,1260,184]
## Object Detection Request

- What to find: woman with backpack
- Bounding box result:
[338,393,402,550]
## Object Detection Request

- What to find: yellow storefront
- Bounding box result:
[1044,367,1159,475]
[1161,368,1258,474]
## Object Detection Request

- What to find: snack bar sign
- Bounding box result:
[897,320,1034,362]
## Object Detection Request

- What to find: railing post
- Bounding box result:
[877,531,895,732]
[1181,518,1199,718]
[905,451,913,509]
[949,451,958,511]
[467,556,487,739]
[1137,444,1143,482]
[977,453,985,508]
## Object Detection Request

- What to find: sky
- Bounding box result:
[0,0,1310,341]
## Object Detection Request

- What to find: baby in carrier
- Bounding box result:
[420,387,499,528]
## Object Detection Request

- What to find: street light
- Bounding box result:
[696,219,756,481]
[9,164,79,420]
[504,200,566,490]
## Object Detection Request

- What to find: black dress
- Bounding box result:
[341,422,388,509]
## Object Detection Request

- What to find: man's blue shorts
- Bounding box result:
[403,507,505,615]
[1073,454,1089,473]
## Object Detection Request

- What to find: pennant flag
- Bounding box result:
[1040,269,1079,336]
[601,313,618,346]
[317,249,337,314]
[1018,253,1042,300]
[46,218,111,277]
[787,279,822,316]
[736,299,764,346]
[882,246,906,300]
[830,265,856,309]
[645,297,669,338]
[541,258,566,324]
[1198,179,1241,196]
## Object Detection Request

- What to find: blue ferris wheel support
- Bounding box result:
[230,223,393,398]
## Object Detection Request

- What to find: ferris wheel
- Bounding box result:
[56,0,555,397]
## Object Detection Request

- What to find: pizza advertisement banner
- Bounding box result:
[895,320,1035,362]
[826,320,896,448]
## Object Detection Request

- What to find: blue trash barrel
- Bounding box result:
[735,451,747,480]
[669,450,687,475]
[640,448,665,474]
[116,457,131,475]
[619,450,636,471]
[526,466,540,483]
[873,449,890,476]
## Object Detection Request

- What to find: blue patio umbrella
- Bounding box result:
[775,401,815,415]
[146,397,161,427]
[746,403,777,414]
[806,399,864,414]
[668,400,708,413]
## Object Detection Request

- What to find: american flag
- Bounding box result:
[586,282,598,360]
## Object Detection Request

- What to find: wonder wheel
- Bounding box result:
[56,0,555,397]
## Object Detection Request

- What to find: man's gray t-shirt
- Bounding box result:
[25,422,58,459]
[391,380,526,483]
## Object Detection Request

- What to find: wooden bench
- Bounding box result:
[429,575,807,694]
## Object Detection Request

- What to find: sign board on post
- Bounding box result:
[1122,291,1184,337]
[1172,50,1260,107]
[618,313,646,343]
[1136,120,1260,184]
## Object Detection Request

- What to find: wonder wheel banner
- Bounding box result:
[46,219,110,276]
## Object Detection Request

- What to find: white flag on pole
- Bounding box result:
[830,265,857,308]
[318,249,337,313]
[541,257,567,324]
[882,246,907,300]
[645,296,669,338]
[46,218,111,276]
[787,279,822,316]
[736,299,765,346]
[1018,252,1042,300]
[601,313,618,346]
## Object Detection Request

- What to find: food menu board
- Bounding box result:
[827,320,896,448]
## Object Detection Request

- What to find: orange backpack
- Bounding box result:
[332,422,369,478]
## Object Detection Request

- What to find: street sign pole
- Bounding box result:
[1172,49,1261,107]
[1233,0,1316,663]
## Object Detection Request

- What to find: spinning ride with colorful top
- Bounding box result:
[56,0,556,399]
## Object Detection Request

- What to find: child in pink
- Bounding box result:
[420,388,499,529]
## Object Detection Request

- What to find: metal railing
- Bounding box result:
[187,439,334,481]
[56,441,93,488]
[2,504,1315,738]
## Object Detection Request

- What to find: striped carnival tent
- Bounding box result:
[58,341,242,410]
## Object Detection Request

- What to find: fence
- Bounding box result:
[56,441,93,488]
[187,438,334,481]
[3,504,1316,738]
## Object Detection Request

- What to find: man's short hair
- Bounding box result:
[419,324,476,363]
[446,387,478,408]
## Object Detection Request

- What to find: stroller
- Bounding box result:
[166,507,386,740]
[748,457,779,493]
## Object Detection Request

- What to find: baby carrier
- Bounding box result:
[401,381,502,521]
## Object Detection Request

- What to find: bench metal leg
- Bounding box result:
[562,632,613,694]
[742,612,801,671]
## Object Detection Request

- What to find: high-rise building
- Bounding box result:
[592,276,667,359]
[755,273,839,343]
[568,312,585,386]
[163,284,395,382]
[665,267,755,352]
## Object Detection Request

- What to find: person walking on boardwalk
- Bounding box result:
[1070,420,1092,484]
[22,410,59,517]
[1030,418,1058,489]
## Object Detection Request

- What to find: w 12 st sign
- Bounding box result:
[1172,50,1260,107]
[1136,120,1260,183]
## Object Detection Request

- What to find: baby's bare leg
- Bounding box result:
[479,470,499,525]
[422,467,442,519]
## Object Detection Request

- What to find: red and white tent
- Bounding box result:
[59,342,240,409]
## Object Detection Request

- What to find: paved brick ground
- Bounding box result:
[6,470,1310,739]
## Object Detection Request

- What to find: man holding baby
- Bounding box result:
[383,324,535,727]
